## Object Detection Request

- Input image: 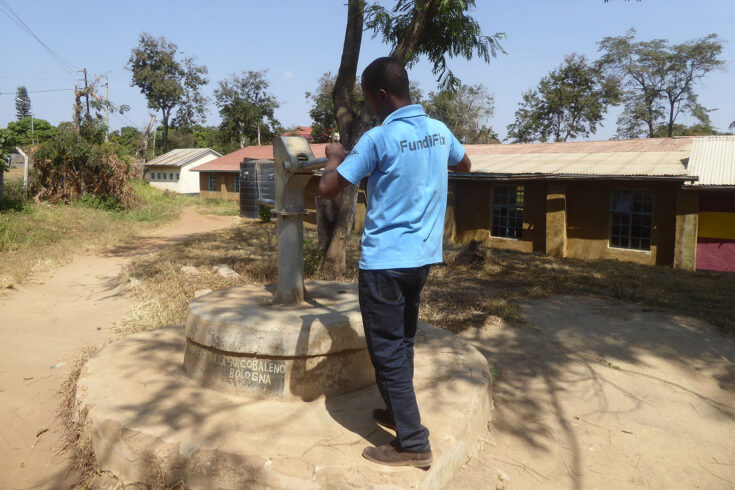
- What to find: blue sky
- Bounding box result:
[1,0,733,141]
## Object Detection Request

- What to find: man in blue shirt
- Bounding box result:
[319,57,471,467]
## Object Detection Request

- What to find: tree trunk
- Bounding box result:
[316,0,442,278]
[315,0,365,278]
[162,108,170,153]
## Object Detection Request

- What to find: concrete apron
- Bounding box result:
[76,286,492,489]
[183,282,374,402]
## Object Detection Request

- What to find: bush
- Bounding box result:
[258,205,272,223]
[0,179,28,212]
[30,124,138,208]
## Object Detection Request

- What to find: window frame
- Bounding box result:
[208,174,217,192]
[234,174,240,193]
[608,188,654,251]
[491,184,525,240]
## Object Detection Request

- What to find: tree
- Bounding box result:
[214,70,280,148]
[127,33,208,153]
[5,116,57,147]
[425,82,498,143]
[597,29,724,138]
[506,54,619,143]
[15,86,31,120]
[315,0,505,277]
[305,72,373,143]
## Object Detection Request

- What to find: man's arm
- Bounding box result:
[449,153,471,173]
[318,143,352,200]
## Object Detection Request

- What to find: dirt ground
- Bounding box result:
[0,208,238,489]
[1,210,734,489]
[452,296,735,490]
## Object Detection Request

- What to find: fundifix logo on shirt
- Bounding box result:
[399,133,447,153]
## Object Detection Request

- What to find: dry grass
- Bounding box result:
[121,223,734,336]
[424,242,735,333]
[0,180,237,289]
[57,346,101,489]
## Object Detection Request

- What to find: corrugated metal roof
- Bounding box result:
[191,144,328,173]
[686,135,735,186]
[144,148,221,168]
[464,137,694,177]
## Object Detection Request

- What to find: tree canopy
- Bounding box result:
[4,116,57,147]
[426,82,498,144]
[507,54,619,143]
[127,33,208,152]
[15,86,31,120]
[214,70,280,149]
[597,29,724,138]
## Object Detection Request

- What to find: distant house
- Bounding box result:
[447,136,735,272]
[191,144,328,214]
[283,126,313,141]
[144,148,221,195]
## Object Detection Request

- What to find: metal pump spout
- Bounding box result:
[267,136,328,305]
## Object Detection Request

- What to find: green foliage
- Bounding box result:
[303,237,322,276]
[258,205,272,223]
[109,126,144,157]
[366,0,506,89]
[426,82,498,143]
[305,72,369,143]
[5,116,57,147]
[31,124,137,207]
[127,33,208,152]
[215,70,280,148]
[507,54,619,143]
[597,29,724,138]
[15,86,31,120]
[0,179,28,212]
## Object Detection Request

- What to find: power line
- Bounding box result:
[0,0,81,81]
[0,88,73,95]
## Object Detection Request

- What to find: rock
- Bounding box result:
[193,289,212,298]
[181,266,199,275]
[212,264,240,278]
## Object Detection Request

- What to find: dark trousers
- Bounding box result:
[358,266,431,453]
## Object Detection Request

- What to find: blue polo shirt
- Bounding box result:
[337,104,465,270]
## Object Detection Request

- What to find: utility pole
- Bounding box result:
[83,68,90,117]
[105,75,109,142]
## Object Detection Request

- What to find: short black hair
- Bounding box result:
[361,57,410,98]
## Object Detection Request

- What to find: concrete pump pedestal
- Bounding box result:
[183,282,373,401]
[77,320,492,488]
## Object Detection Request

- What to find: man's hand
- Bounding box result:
[319,143,351,199]
[325,143,346,162]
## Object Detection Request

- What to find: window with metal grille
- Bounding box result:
[609,189,653,251]
[491,185,524,239]
[234,175,240,193]
[208,174,216,191]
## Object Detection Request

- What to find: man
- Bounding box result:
[318,57,471,467]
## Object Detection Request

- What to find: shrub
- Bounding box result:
[31,124,138,208]
[258,205,272,223]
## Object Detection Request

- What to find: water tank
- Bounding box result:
[240,159,275,218]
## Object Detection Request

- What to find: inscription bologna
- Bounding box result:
[194,348,286,394]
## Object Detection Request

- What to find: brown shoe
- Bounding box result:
[372,408,396,431]
[362,443,432,467]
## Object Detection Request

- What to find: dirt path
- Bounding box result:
[452,296,735,490]
[0,208,238,489]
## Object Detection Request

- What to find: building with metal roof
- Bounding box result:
[678,135,735,271]
[446,136,734,272]
[144,148,221,195]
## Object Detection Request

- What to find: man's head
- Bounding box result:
[361,57,411,121]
